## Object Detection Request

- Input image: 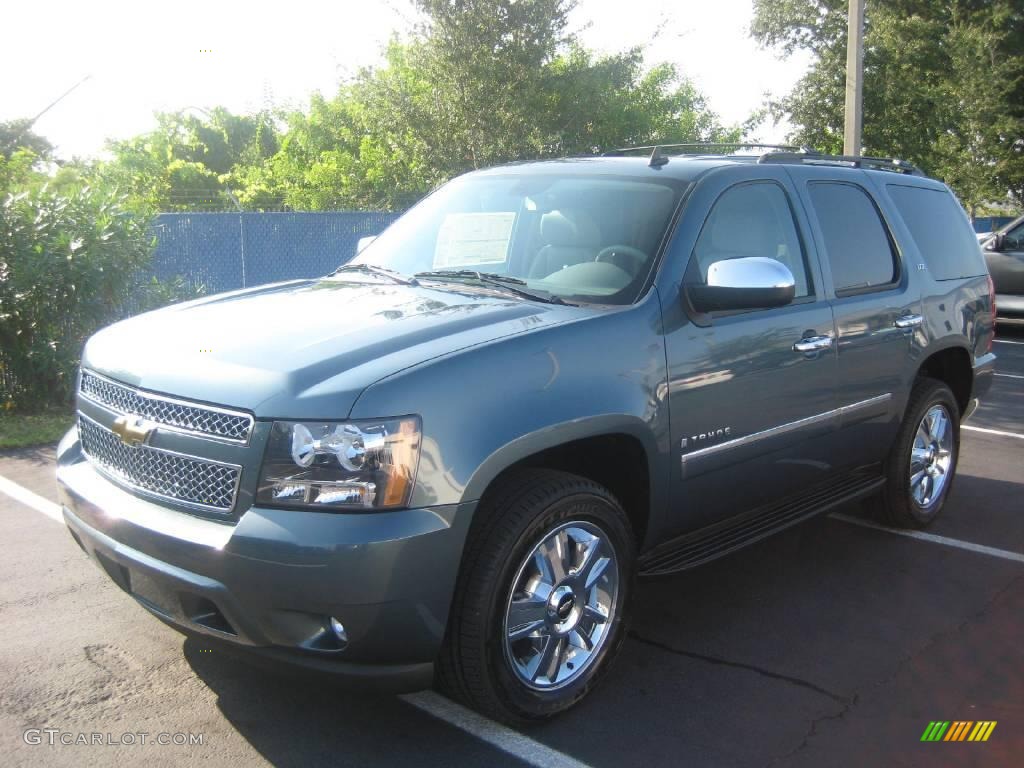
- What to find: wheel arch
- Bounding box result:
[916,344,973,416]
[463,416,662,551]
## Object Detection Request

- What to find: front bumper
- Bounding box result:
[56,431,475,692]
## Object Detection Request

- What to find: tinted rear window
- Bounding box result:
[808,182,898,294]
[887,185,987,280]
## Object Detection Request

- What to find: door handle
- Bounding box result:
[894,314,923,329]
[793,335,834,353]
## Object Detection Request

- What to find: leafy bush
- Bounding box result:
[0,183,159,411]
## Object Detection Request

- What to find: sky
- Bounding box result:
[1,0,812,160]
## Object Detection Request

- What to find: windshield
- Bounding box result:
[346,172,688,304]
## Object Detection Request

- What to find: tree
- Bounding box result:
[99,108,280,211]
[247,0,739,211]
[0,119,54,161]
[752,0,1024,213]
[0,131,205,411]
[0,182,156,410]
[89,0,740,213]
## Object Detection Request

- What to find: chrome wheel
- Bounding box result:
[910,404,954,508]
[502,521,620,691]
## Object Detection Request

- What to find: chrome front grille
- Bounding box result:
[78,415,240,514]
[79,371,253,443]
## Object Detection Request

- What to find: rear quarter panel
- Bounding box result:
[862,174,996,372]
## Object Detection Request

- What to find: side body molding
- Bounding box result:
[680,393,892,478]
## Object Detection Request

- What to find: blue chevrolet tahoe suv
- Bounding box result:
[57,147,997,724]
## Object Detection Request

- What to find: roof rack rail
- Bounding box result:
[758,151,924,176]
[602,142,805,157]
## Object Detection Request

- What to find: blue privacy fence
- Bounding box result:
[972,216,1016,235]
[148,211,401,294]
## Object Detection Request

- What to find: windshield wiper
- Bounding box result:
[414,270,569,305]
[332,263,418,285]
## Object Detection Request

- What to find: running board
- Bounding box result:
[638,472,886,577]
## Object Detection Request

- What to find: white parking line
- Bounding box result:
[0,473,592,768]
[994,372,1024,380]
[0,474,63,522]
[994,338,1024,345]
[962,424,1024,441]
[400,691,593,768]
[831,513,1024,564]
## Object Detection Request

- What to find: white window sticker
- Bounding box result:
[434,212,516,269]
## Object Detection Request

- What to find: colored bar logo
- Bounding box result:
[921,721,997,742]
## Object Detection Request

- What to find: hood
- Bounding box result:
[82,277,582,418]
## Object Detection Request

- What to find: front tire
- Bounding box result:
[438,469,634,724]
[879,378,960,528]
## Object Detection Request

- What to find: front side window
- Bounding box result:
[346,173,688,305]
[1005,222,1024,251]
[691,182,812,298]
[808,182,898,295]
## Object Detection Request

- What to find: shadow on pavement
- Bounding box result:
[179,511,1024,768]
[527,514,1024,767]
[0,444,58,465]
[181,637,516,768]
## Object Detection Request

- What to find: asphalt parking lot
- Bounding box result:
[1,331,1022,768]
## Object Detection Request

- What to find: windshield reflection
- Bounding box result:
[346,172,687,305]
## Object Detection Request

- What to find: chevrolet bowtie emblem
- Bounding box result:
[111,416,155,447]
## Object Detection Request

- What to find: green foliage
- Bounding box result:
[542,49,743,156]
[98,0,739,213]
[0,150,43,192]
[133,274,207,314]
[0,149,206,411]
[0,119,55,161]
[752,0,1024,213]
[0,408,73,449]
[248,0,738,211]
[99,108,280,211]
[0,182,155,410]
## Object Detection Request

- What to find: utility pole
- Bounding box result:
[843,0,866,156]
[28,75,92,130]
[7,75,91,151]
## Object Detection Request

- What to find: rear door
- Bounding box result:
[788,168,922,470]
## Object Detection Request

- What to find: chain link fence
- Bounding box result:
[1,210,400,407]
[147,211,401,296]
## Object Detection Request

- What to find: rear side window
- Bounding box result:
[887,185,988,279]
[808,182,898,295]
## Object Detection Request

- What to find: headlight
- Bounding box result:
[256,417,421,510]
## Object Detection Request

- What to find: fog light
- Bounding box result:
[329,617,348,647]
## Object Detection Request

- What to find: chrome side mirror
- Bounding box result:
[984,233,1005,252]
[686,256,797,312]
[356,235,377,254]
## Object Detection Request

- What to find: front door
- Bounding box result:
[661,169,838,536]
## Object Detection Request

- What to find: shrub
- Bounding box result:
[0,183,156,411]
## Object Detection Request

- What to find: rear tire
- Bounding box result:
[878,378,960,528]
[437,469,634,725]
